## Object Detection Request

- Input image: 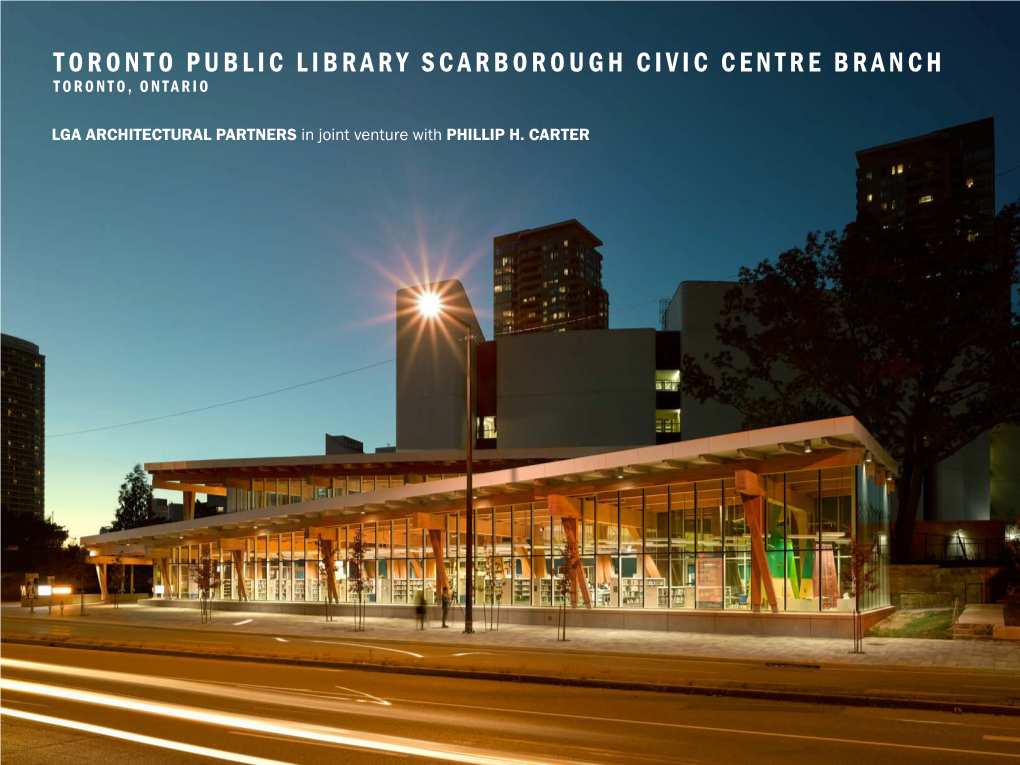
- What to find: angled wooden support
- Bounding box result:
[156,557,172,599]
[183,491,196,521]
[427,529,450,597]
[229,550,249,600]
[743,495,778,613]
[95,563,109,601]
[560,517,592,609]
[547,494,582,519]
[319,538,340,603]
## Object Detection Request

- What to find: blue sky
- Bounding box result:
[2,2,1018,541]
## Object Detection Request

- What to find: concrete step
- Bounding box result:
[954,622,995,641]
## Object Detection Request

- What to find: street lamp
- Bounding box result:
[417,290,475,634]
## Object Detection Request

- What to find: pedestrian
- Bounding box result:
[441,585,451,628]
[415,590,426,630]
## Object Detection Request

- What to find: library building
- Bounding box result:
[83,416,896,638]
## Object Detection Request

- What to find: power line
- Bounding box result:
[48,290,689,439]
[47,358,396,439]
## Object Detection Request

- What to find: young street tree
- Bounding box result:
[190,547,221,623]
[841,538,880,653]
[111,464,156,531]
[682,202,1020,561]
[349,529,368,631]
[107,560,125,609]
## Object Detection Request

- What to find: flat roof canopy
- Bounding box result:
[85,416,895,556]
[145,445,615,484]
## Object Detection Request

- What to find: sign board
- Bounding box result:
[695,557,722,605]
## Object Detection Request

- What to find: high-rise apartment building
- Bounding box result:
[493,220,609,336]
[1,334,45,518]
[855,117,995,242]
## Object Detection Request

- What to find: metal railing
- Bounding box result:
[920,532,1006,564]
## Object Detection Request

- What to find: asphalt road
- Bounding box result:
[4,609,1020,711]
[3,642,1020,765]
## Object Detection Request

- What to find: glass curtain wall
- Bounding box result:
[157,466,890,612]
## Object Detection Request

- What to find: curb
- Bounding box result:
[7,611,1016,677]
[3,635,1018,717]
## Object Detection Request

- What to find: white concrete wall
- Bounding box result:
[396,280,485,451]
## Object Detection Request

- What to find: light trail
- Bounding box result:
[0,677,590,765]
[0,706,294,765]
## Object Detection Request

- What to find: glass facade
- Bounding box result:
[158,465,891,613]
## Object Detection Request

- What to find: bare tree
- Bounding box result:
[349,529,368,631]
[108,559,125,609]
[190,548,221,623]
[841,539,880,653]
[556,543,575,641]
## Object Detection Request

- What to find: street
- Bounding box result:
[3,605,1020,711]
[3,641,1020,764]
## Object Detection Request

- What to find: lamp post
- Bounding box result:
[418,291,475,634]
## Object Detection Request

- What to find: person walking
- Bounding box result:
[441,586,451,628]
[415,590,426,630]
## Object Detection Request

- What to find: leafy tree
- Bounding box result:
[1,509,71,576]
[682,201,1020,562]
[111,464,156,531]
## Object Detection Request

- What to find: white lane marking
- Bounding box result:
[307,639,422,658]
[234,619,254,626]
[275,637,289,643]
[986,736,1020,744]
[0,678,576,765]
[0,706,292,765]
[335,684,391,706]
[452,652,494,657]
[382,695,1020,759]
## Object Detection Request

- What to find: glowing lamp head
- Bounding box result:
[417,290,443,320]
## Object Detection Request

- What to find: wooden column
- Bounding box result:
[736,470,779,613]
[230,550,249,601]
[95,563,108,601]
[183,491,196,521]
[156,558,172,599]
[560,516,592,609]
[319,538,340,603]
[427,529,450,597]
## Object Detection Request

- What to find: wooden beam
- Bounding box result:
[734,469,766,497]
[661,459,689,469]
[821,437,855,450]
[152,479,228,496]
[737,449,767,460]
[698,454,730,465]
[778,442,807,455]
[89,555,152,566]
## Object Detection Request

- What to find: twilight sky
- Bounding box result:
[2,2,1018,541]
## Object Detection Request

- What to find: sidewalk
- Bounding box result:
[7,602,1018,669]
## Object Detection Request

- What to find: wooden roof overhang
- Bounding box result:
[84,417,896,556]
